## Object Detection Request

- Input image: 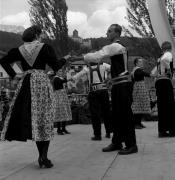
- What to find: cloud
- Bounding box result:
[0,11,31,28]
[0,0,129,38]
[95,0,127,10]
[67,5,128,38]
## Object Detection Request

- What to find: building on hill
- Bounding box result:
[71,30,92,49]
[72,30,83,44]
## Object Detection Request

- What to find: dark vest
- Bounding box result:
[110,41,128,78]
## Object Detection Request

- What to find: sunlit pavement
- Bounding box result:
[1,122,175,180]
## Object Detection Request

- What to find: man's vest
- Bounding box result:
[110,41,130,85]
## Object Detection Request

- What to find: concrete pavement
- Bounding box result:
[1,122,175,180]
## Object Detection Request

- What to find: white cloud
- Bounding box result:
[95,0,127,10]
[67,5,128,38]
[0,0,129,38]
[0,11,31,28]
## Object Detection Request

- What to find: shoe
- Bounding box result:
[62,129,71,134]
[135,125,144,129]
[168,132,175,137]
[91,136,102,141]
[105,133,111,138]
[57,130,64,135]
[118,145,138,155]
[140,123,146,128]
[38,158,53,168]
[158,132,169,138]
[102,143,122,152]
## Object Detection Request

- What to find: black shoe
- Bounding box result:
[135,125,144,129]
[158,132,169,138]
[118,145,138,155]
[91,136,102,141]
[57,130,64,135]
[140,123,146,128]
[168,132,175,137]
[102,143,122,152]
[105,133,111,138]
[38,158,53,168]
[62,129,71,134]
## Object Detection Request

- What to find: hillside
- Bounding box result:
[0,30,161,60]
[0,31,23,52]
[90,36,161,58]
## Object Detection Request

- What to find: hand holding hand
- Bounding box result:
[64,54,71,60]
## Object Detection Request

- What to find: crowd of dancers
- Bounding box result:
[0,24,174,169]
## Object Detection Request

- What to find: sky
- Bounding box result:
[0,0,129,38]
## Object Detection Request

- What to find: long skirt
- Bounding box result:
[1,70,55,142]
[155,78,175,133]
[54,89,72,122]
[132,81,151,114]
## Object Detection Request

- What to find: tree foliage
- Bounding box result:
[28,0,69,56]
[125,0,175,37]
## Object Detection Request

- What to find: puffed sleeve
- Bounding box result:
[45,44,67,72]
[84,43,125,63]
[72,66,89,81]
[0,49,17,79]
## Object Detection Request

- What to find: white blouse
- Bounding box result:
[72,63,111,84]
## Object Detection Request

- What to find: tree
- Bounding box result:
[125,0,175,37]
[28,0,69,56]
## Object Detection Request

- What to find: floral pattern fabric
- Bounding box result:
[1,70,55,141]
[132,81,151,114]
[54,89,72,122]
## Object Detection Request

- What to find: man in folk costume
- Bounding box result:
[71,61,112,140]
[0,25,70,168]
[71,24,138,154]
[152,41,175,137]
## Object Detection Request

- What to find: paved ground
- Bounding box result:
[1,122,175,180]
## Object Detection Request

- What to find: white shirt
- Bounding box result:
[151,51,173,76]
[84,42,126,64]
[72,63,111,84]
[160,51,172,74]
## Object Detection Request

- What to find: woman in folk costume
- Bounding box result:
[152,41,175,138]
[52,67,72,135]
[131,58,152,129]
[0,25,70,168]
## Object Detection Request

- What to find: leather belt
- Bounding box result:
[156,76,171,81]
[111,75,130,86]
[90,83,107,91]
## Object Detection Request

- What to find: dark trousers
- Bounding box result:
[88,89,111,137]
[111,82,137,148]
[134,114,143,126]
[155,79,175,133]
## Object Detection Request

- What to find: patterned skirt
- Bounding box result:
[131,81,151,114]
[54,89,72,122]
[1,70,55,142]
